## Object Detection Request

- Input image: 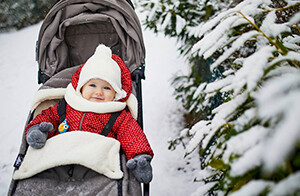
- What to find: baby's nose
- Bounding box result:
[95,89,103,95]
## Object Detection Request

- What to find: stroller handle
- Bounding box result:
[132,66,150,196]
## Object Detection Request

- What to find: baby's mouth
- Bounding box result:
[91,97,104,102]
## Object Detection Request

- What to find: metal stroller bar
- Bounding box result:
[132,66,149,196]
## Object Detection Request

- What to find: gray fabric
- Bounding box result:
[37,0,145,79]
[39,65,80,90]
[9,153,141,196]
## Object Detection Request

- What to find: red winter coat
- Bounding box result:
[25,104,153,160]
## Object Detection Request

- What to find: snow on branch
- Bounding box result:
[175,0,300,195]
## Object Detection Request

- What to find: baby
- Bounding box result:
[25,44,154,184]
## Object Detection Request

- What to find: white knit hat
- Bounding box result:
[76,44,127,100]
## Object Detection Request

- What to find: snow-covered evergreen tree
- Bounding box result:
[138,0,300,195]
[0,0,56,31]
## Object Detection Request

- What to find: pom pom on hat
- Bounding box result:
[76,44,127,100]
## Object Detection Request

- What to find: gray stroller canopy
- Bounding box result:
[37,0,145,83]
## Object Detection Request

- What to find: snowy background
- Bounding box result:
[0,19,199,195]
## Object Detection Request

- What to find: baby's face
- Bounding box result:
[81,79,116,102]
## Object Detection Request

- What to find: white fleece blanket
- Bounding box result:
[13,131,123,180]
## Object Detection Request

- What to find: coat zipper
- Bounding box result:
[68,113,85,178]
[79,113,86,130]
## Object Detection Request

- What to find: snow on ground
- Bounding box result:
[0,24,40,195]
[0,23,198,195]
[142,30,198,195]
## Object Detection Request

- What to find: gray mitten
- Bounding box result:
[26,122,53,149]
[126,154,153,184]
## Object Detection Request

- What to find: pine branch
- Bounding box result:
[236,11,287,55]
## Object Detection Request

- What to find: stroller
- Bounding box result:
[8,0,149,195]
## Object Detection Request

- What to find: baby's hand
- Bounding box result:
[26,122,53,149]
[126,154,153,184]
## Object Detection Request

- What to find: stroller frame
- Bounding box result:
[8,0,150,195]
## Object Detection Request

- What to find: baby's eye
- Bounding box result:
[89,84,96,87]
[104,86,111,90]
